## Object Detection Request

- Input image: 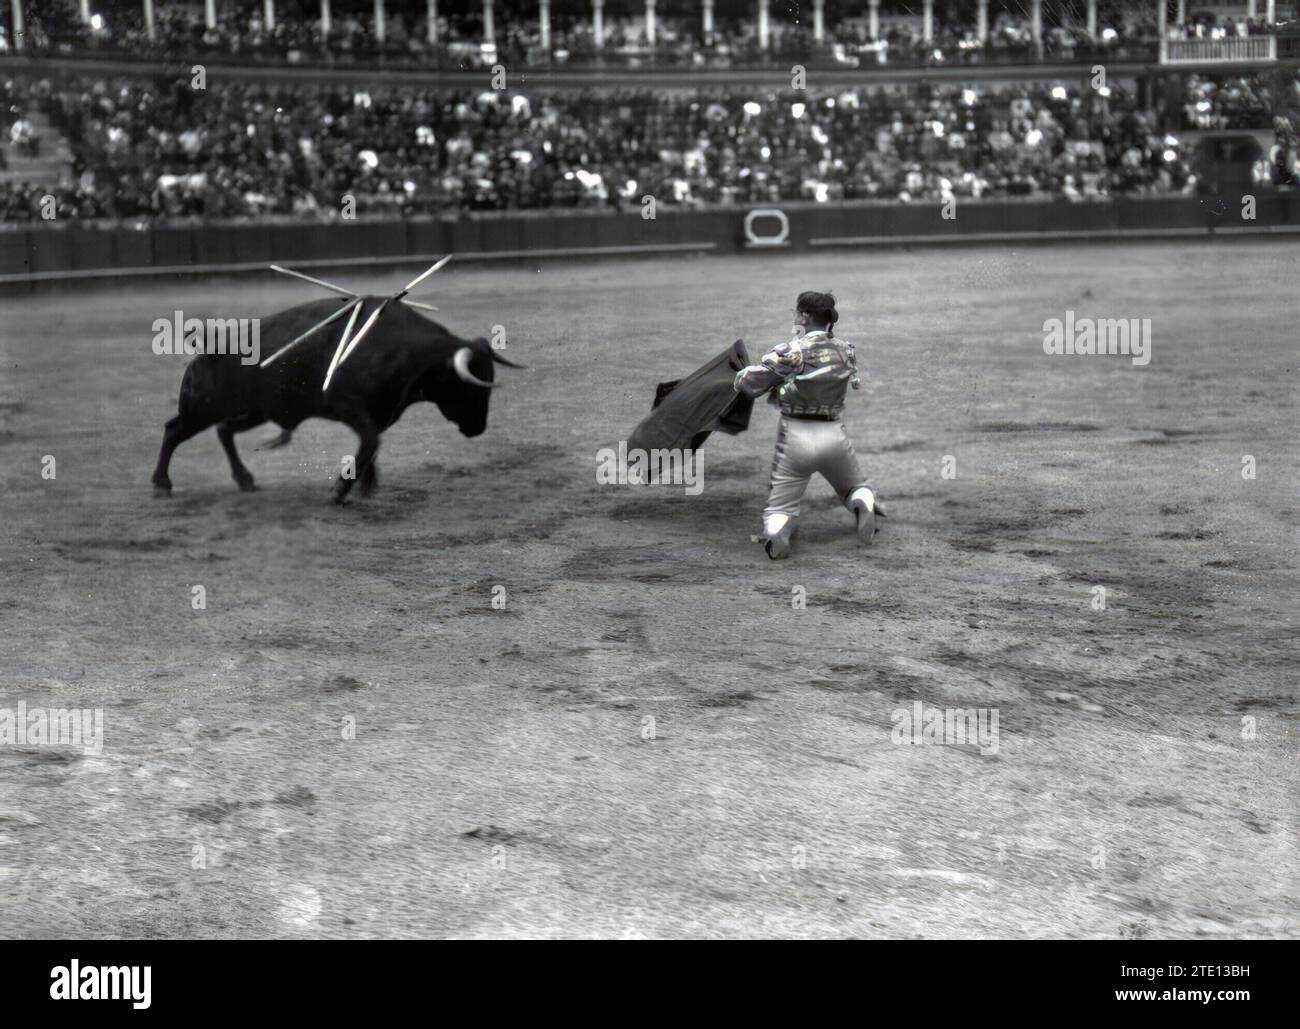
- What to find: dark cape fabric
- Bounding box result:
[627,340,754,453]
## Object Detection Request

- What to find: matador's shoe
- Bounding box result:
[848,487,883,546]
[763,513,797,560]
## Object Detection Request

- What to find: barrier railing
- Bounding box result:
[2,195,1297,285]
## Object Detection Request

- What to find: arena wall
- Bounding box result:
[2,195,1297,285]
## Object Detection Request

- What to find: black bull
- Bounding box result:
[152,297,519,502]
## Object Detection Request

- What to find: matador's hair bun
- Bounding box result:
[796,291,838,335]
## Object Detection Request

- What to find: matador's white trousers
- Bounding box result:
[762,416,871,539]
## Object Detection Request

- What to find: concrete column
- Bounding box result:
[814,0,825,42]
[868,0,879,42]
[593,0,604,49]
[1086,0,1096,40]
[264,0,276,33]
[1246,0,1256,18]
[646,0,656,45]
[758,0,769,50]
[1176,0,1185,26]
[206,0,217,31]
[483,0,494,44]
[1158,0,1167,36]
[79,0,90,23]
[374,0,385,43]
[8,0,22,50]
[703,0,714,38]
[540,0,551,49]
[978,0,989,42]
[1265,0,1275,23]
[1031,0,1042,57]
[143,0,156,40]
[923,0,933,43]
[427,0,437,44]
[321,0,331,34]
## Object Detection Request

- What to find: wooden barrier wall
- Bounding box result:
[1,194,1297,284]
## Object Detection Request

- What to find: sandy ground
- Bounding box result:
[0,240,1295,939]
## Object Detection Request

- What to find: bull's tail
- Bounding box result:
[153,360,223,495]
[257,429,294,450]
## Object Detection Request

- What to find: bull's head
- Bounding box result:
[428,337,525,437]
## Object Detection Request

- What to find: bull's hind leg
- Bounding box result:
[333,411,379,504]
[152,415,215,496]
[217,416,265,492]
[359,459,378,497]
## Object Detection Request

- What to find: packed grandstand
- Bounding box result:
[0,3,1296,222]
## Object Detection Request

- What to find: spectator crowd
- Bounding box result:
[0,69,1295,223]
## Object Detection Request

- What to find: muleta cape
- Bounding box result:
[627,340,755,453]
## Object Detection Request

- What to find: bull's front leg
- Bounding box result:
[334,412,379,505]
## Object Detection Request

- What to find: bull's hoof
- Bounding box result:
[236,476,258,493]
[152,480,173,498]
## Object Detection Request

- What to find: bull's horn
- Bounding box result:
[452,346,496,388]
[490,349,528,369]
